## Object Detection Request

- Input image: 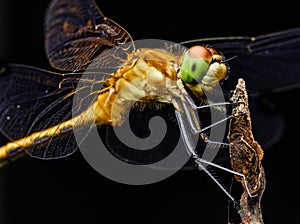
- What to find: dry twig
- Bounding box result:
[228,78,266,224]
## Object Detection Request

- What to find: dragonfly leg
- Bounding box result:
[175,109,238,204]
[181,95,232,148]
[175,95,256,198]
[175,108,256,199]
[175,99,233,152]
[175,79,235,147]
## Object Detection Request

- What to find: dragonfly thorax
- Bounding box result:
[93,48,186,126]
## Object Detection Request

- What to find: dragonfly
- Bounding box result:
[0,0,300,189]
[0,0,230,166]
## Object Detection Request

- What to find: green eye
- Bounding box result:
[180,46,212,84]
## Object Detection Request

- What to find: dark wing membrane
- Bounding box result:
[45,0,133,71]
[0,64,100,139]
[0,63,71,140]
[0,63,107,158]
[181,27,300,95]
[25,112,95,159]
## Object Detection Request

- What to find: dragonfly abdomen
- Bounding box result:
[0,103,105,165]
[0,119,77,166]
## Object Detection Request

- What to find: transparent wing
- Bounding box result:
[181,27,300,95]
[0,63,108,158]
[0,64,72,140]
[44,0,134,71]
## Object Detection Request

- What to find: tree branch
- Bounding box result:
[228,78,266,224]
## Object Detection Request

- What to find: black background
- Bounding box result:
[0,0,300,223]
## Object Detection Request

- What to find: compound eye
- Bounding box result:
[180,46,212,84]
[189,46,213,61]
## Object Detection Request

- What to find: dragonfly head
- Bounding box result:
[179,45,228,87]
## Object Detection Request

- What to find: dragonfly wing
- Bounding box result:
[0,64,106,158]
[181,27,300,95]
[24,117,77,159]
[24,115,94,159]
[181,28,300,149]
[45,0,133,71]
[0,64,72,140]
